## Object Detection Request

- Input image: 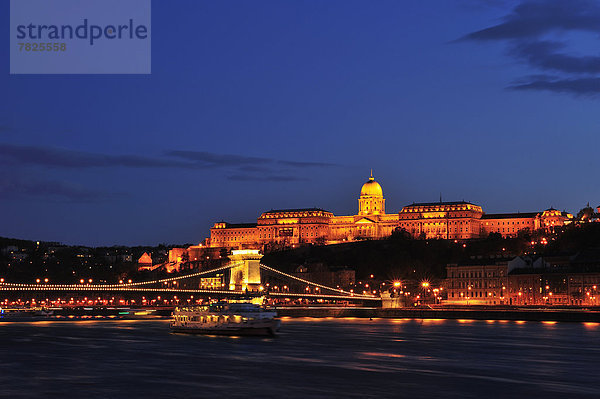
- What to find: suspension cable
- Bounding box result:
[259,263,377,299]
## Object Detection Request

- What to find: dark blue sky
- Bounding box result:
[1,0,599,246]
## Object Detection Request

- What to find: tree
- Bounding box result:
[391,228,411,240]
[219,248,230,259]
[577,205,595,222]
[487,232,502,240]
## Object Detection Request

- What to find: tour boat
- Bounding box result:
[170,301,280,336]
[0,307,54,321]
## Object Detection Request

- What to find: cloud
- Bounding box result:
[165,150,336,169]
[278,160,335,168]
[0,143,194,169]
[457,0,518,12]
[461,0,600,41]
[511,40,600,75]
[0,173,112,202]
[154,149,335,181]
[0,143,334,170]
[164,150,271,167]
[459,0,600,96]
[227,174,308,182]
[0,143,335,186]
[509,76,600,96]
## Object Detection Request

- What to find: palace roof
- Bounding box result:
[220,223,258,228]
[404,201,477,207]
[482,212,539,219]
[263,208,331,214]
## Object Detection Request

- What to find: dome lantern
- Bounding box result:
[358,171,385,215]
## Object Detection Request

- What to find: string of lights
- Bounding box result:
[0,261,378,300]
[0,262,243,289]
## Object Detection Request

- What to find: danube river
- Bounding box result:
[1,318,599,398]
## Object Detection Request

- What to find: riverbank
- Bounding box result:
[4,306,600,323]
[275,306,600,322]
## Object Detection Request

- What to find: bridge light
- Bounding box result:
[44,278,49,283]
[36,279,40,283]
[128,280,132,284]
[393,281,401,288]
[88,279,93,283]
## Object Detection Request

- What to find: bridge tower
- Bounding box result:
[228,250,263,291]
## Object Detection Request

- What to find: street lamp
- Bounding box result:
[467,286,472,305]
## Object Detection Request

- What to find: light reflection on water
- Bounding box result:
[0,318,599,398]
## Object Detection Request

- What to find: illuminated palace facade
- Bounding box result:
[207,173,573,250]
[398,204,571,240]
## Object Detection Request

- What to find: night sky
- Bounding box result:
[1,0,599,246]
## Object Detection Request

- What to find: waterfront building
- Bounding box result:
[168,248,186,263]
[445,254,600,306]
[0,246,19,256]
[137,252,153,270]
[445,259,510,305]
[291,264,356,289]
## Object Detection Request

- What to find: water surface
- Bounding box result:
[1,318,599,398]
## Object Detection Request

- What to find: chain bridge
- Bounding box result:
[0,250,380,303]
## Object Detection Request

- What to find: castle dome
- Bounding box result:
[360,171,383,197]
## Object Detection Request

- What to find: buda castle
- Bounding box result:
[206,173,574,250]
